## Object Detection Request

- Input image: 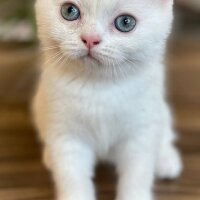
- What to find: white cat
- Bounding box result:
[33,0,182,200]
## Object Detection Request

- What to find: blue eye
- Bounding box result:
[115,15,136,32]
[61,3,80,21]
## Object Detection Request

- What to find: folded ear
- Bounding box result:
[161,0,174,5]
[156,0,173,8]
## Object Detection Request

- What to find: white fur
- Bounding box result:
[33,0,182,200]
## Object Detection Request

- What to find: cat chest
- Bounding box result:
[62,87,139,135]
[66,92,135,154]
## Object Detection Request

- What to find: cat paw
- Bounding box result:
[156,146,183,180]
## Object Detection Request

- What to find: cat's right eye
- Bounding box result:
[114,15,136,33]
[61,3,80,21]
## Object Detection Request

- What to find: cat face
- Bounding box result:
[36,0,173,69]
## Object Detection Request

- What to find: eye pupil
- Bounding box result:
[68,6,75,14]
[124,18,130,25]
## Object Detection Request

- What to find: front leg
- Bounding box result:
[43,137,96,200]
[155,104,182,180]
[112,130,159,200]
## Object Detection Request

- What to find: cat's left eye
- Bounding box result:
[61,3,80,21]
[114,15,136,33]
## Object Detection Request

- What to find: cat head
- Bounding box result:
[36,0,173,76]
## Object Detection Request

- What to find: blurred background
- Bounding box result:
[0,1,200,200]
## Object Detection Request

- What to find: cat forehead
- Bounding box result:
[56,0,154,9]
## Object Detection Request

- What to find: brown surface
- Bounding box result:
[0,39,200,200]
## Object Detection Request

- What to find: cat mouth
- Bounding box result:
[82,51,101,64]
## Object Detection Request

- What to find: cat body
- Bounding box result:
[33,0,182,200]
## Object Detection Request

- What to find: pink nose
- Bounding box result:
[81,35,101,49]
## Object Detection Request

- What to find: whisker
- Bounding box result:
[44,51,63,66]
[41,46,59,52]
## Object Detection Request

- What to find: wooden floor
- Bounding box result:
[0,39,200,200]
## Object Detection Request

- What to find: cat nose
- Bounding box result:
[81,34,101,49]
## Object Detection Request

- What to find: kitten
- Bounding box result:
[33,0,183,200]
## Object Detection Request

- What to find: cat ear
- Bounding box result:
[162,0,173,4]
[155,0,173,3]
[157,0,174,6]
